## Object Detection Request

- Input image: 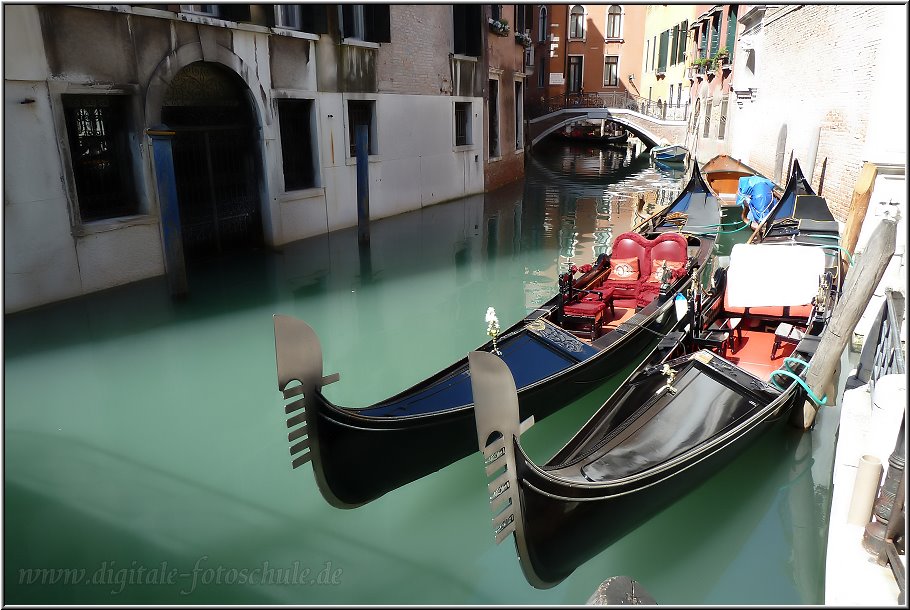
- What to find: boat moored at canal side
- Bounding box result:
[468,219,844,588]
[272,165,722,509]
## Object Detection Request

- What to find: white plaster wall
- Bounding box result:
[3,22,85,313]
[275,91,485,245]
[75,223,166,294]
[861,6,908,167]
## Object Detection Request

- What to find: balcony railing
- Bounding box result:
[529,92,689,122]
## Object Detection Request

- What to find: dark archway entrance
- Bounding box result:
[161,62,263,261]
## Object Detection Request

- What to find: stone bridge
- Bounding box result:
[528,108,687,149]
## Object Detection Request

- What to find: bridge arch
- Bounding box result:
[529,108,686,150]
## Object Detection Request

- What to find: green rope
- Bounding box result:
[782,356,810,374]
[769,369,828,406]
[686,221,751,237]
[818,244,854,266]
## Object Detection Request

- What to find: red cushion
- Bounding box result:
[564,301,607,316]
[607,257,640,281]
[648,259,685,283]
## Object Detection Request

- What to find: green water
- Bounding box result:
[3,146,838,604]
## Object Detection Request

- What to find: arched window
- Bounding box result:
[569,5,585,39]
[538,6,548,42]
[606,5,622,39]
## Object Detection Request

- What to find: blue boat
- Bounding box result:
[651,144,689,164]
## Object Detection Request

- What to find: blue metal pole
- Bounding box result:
[147,126,188,297]
[356,124,370,245]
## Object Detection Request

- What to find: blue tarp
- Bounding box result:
[736,176,776,225]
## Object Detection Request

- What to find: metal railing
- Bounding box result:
[528,92,690,122]
[851,289,906,390]
[854,288,907,604]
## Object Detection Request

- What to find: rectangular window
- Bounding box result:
[180,5,218,16]
[455,102,471,146]
[514,80,524,150]
[567,56,583,93]
[703,97,713,138]
[644,39,650,72]
[348,100,376,157]
[657,29,669,72]
[524,45,533,68]
[718,97,728,140]
[275,5,301,30]
[488,80,500,157]
[537,56,546,87]
[516,4,528,34]
[453,4,482,56]
[62,94,138,222]
[570,7,585,39]
[341,4,391,43]
[677,83,683,108]
[669,84,675,107]
[277,99,317,191]
[603,56,619,87]
[651,35,657,69]
[491,4,501,22]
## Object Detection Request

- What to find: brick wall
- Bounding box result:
[377,5,453,96]
[737,5,889,221]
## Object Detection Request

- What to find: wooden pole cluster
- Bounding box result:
[793,217,897,429]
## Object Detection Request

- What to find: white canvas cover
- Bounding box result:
[725,244,826,307]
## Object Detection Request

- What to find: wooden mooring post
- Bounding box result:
[792,217,897,429]
[356,124,370,245]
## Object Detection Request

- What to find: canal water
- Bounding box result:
[4,142,838,604]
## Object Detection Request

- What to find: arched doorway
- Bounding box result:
[161,62,263,261]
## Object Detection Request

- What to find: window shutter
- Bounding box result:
[725,7,737,58]
[365,5,391,43]
[710,14,720,57]
[658,30,669,72]
[341,4,355,38]
[300,4,328,34]
[678,21,687,63]
[670,26,679,65]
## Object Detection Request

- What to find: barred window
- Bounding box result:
[488,81,500,157]
[538,6,547,42]
[277,99,317,190]
[455,101,471,146]
[62,94,138,222]
[348,100,376,157]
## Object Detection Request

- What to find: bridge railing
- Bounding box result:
[529,92,690,123]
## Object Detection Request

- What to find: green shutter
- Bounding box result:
[710,14,720,58]
[726,6,737,60]
[658,29,669,72]
[670,26,679,65]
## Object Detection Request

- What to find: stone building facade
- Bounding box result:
[4,4,503,313]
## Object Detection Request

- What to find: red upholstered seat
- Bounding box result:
[564,300,607,316]
[637,232,689,307]
[602,231,651,308]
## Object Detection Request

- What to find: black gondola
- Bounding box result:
[273,165,721,508]
[467,171,843,587]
